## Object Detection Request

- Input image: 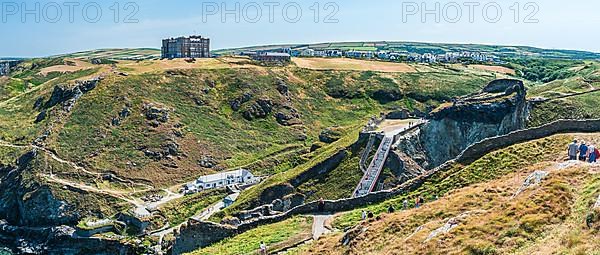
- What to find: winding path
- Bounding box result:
[0,139,155,206]
[311,213,333,240]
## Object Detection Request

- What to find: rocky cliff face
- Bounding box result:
[0,151,79,227]
[0,61,20,76]
[0,150,133,254]
[395,79,528,169]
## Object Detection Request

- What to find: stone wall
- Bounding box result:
[456,119,600,164]
[172,220,238,255]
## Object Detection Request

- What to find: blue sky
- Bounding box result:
[1,0,599,57]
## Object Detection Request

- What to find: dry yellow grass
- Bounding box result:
[468,64,516,75]
[38,59,95,75]
[292,57,417,73]
[114,57,266,75]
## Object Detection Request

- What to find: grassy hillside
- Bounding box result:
[289,133,600,254]
[187,216,313,255]
[526,61,600,127]
[333,134,575,229]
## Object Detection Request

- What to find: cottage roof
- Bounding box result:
[196,169,251,183]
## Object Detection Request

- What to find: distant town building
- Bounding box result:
[300,49,315,57]
[161,35,210,59]
[248,52,291,63]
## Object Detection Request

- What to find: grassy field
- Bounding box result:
[187,216,313,255]
[292,57,417,72]
[296,138,365,202]
[57,48,160,60]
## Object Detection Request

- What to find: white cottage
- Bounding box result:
[195,169,256,190]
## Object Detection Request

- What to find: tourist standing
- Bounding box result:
[402,199,408,210]
[415,197,420,208]
[361,210,367,220]
[579,141,589,161]
[588,144,597,163]
[568,140,579,160]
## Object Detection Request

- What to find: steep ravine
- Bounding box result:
[394,79,529,169]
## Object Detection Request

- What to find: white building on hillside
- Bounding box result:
[193,169,256,191]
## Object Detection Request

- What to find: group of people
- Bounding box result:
[568,140,599,163]
[360,195,435,221]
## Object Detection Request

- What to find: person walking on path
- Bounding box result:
[415,197,421,208]
[259,241,267,255]
[318,198,325,212]
[403,199,408,210]
[579,141,589,161]
[568,140,579,160]
[387,204,395,213]
[361,210,367,221]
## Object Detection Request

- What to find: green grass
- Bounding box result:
[158,189,228,226]
[528,91,600,127]
[0,78,27,101]
[332,134,573,229]
[296,140,365,202]
[186,216,313,255]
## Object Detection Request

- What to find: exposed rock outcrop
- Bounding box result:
[512,171,549,198]
[276,79,290,97]
[44,78,100,110]
[274,106,302,126]
[370,89,402,104]
[0,221,134,254]
[143,103,170,126]
[230,93,252,111]
[319,127,343,144]
[242,99,274,120]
